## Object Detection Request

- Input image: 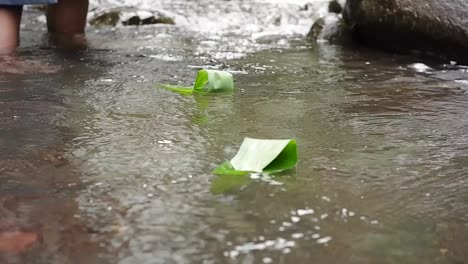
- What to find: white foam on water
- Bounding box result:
[408,63,433,73]
[316,236,332,244]
[90,0,332,38]
[230,237,296,255]
[297,208,314,216]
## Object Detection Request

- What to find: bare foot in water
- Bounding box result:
[48,33,88,51]
[0,55,60,74]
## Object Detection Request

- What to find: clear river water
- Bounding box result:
[0,0,467,263]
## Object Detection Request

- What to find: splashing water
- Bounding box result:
[88,0,342,58]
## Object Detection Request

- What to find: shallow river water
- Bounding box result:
[1,0,468,263]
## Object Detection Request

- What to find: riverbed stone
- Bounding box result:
[343,0,468,62]
[308,14,352,45]
[89,8,175,27]
[328,0,343,14]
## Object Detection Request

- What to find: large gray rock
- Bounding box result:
[343,0,468,62]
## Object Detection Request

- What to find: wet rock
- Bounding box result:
[308,18,325,41]
[90,8,175,27]
[343,0,468,63]
[89,10,120,27]
[328,0,343,14]
[123,10,175,26]
[39,148,67,167]
[308,14,352,45]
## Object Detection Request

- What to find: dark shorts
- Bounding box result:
[0,0,57,4]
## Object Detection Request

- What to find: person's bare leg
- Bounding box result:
[46,0,88,49]
[0,5,60,74]
[0,5,22,54]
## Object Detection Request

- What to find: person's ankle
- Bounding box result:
[0,45,17,55]
[48,33,88,50]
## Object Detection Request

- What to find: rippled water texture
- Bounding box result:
[1,0,468,263]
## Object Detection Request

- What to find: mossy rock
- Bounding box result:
[90,10,120,27]
[307,14,352,45]
[90,8,175,27]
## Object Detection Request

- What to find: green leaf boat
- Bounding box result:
[213,137,298,175]
[157,69,234,95]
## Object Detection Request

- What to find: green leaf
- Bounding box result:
[193,69,209,91]
[213,138,298,175]
[263,139,298,173]
[156,84,194,95]
[212,161,249,176]
[210,173,251,194]
[156,69,234,95]
[194,69,234,93]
